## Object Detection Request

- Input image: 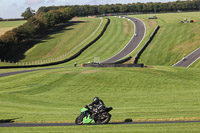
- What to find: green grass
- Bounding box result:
[19,17,104,63]
[1,123,200,133]
[0,16,134,67]
[0,20,26,28]
[129,12,200,67]
[190,58,200,67]
[0,20,26,37]
[56,16,134,66]
[0,66,200,124]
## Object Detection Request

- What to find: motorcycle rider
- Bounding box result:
[86,97,105,118]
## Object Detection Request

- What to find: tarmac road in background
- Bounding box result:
[102,17,145,63]
[173,47,200,67]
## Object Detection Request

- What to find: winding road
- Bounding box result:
[173,47,200,67]
[102,17,146,63]
[0,67,66,78]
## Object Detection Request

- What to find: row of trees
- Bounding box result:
[0,7,74,59]
[37,0,200,17]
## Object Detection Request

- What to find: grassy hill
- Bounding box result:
[0,17,105,65]
[128,12,200,67]
[17,17,104,63]
[0,20,26,36]
[60,16,135,66]
[0,16,134,67]
[0,66,200,132]
[0,13,200,132]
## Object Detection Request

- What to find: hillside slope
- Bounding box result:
[0,66,200,123]
[131,12,200,67]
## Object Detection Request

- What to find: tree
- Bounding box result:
[21,7,35,19]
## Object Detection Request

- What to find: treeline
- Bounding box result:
[0,7,74,59]
[38,0,200,16]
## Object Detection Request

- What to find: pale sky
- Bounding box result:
[0,0,177,19]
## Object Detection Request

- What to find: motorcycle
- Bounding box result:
[75,105,113,125]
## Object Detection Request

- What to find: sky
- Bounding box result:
[0,0,177,19]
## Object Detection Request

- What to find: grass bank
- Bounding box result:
[1,123,200,133]
[0,66,200,123]
[129,12,200,67]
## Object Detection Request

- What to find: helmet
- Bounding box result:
[93,97,99,103]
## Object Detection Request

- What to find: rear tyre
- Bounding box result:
[96,112,111,124]
[75,115,83,125]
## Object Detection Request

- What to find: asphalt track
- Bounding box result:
[102,17,145,63]
[173,47,200,67]
[1,121,200,127]
[0,67,67,78]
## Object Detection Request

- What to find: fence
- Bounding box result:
[0,18,110,69]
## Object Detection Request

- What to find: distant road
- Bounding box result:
[102,17,145,63]
[173,47,200,67]
[0,67,66,78]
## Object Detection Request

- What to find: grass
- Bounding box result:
[0,20,26,36]
[1,123,200,133]
[0,20,26,28]
[0,66,200,124]
[190,57,200,67]
[129,12,200,67]
[19,17,104,63]
[0,13,200,133]
[125,14,158,64]
[0,16,134,67]
[56,16,134,66]
[0,17,104,65]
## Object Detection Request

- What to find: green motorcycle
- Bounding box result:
[75,105,113,125]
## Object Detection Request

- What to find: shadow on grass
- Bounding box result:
[0,118,20,123]
[1,21,85,62]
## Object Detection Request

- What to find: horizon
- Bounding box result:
[0,0,177,19]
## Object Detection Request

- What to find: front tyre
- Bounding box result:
[75,115,83,125]
[97,112,111,124]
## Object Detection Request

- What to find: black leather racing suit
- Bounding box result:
[87,100,105,118]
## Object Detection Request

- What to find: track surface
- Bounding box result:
[173,47,200,67]
[1,121,200,127]
[102,17,145,63]
[0,67,66,78]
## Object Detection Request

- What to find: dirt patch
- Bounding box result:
[0,27,14,36]
[172,41,199,53]
[81,70,103,74]
[123,20,130,34]
[57,71,72,74]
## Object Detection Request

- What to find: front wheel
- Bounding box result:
[96,112,111,124]
[75,115,83,125]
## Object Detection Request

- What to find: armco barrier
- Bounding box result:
[114,56,132,64]
[0,18,110,69]
[134,26,160,64]
[82,63,144,68]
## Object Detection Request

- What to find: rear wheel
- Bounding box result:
[75,115,83,125]
[96,112,111,124]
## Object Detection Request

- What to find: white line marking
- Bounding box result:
[102,16,146,63]
[173,47,200,67]
[68,18,104,55]
[187,56,200,68]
